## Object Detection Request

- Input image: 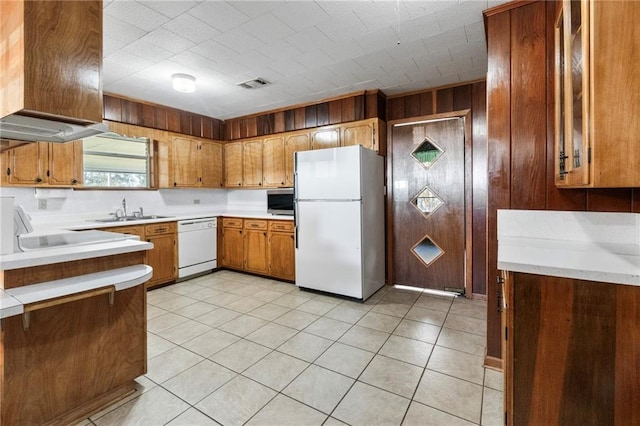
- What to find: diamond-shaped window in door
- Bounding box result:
[410,186,444,218]
[411,138,444,169]
[411,236,444,267]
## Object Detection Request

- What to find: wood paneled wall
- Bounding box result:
[386,81,488,297]
[103,94,225,140]
[484,0,640,363]
[224,90,386,140]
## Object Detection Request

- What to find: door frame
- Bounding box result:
[386,110,473,297]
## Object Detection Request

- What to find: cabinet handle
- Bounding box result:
[35,177,42,183]
[6,167,10,176]
[496,275,505,312]
[46,170,50,177]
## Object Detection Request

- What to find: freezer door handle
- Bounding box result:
[294,201,299,249]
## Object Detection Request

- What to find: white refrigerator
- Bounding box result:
[294,145,385,300]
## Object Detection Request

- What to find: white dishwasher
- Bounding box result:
[177,217,217,280]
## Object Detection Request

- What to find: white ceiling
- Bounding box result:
[103,0,507,120]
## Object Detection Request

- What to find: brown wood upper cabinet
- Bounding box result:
[224,142,243,187]
[341,118,382,152]
[3,141,83,187]
[169,136,223,188]
[311,126,340,150]
[284,131,311,187]
[263,136,286,187]
[554,0,640,187]
[0,1,103,123]
[242,139,264,188]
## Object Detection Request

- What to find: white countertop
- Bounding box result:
[34,210,293,232]
[0,264,152,319]
[498,210,640,286]
[0,238,153,270]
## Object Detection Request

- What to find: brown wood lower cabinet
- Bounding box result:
[502,271,640,426]
[100,222,177,289]
[220,217,295,281]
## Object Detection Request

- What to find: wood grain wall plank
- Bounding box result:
[179,112,191,135]
[294,107,306,130]
[510,2,547,210]
[247,117,257,138]
[486,8,512,360]
[154,108,167,131]
[274,111,285,133]
[329,100,342,124]
[472,81,488,295]
[317,102,329,126]
[166,110,180,133]
[354,94,365,120]
[202,117,213,140]
[387,98,405,121]
[140,104,155,128]
[365,92,378,119]
[419,92,434,116]
[404,94,421,117]
[341,97,355,122]
[586,189,633,212]
[453,85,472,110]
[121,100,140,125]
[284,110,295,132]
[103,95,122,122]
[436,88,454,113]
[615,284,640,424]
[191,115,202,138]
[305,105,317,128]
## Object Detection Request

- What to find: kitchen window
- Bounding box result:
[82,133,150,188]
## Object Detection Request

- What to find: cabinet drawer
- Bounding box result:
[244,219,268,230]
[222,217,243,228]
[269,221,294,232]
[144,222,176,236]
[100,225,145,237]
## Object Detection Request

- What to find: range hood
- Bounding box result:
[0,114,107,143]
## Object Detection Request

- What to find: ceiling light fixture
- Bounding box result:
[172,73,196,93]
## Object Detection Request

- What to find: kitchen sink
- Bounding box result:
[92,215,175,223]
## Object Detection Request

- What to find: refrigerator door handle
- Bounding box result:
[294,200,299,249]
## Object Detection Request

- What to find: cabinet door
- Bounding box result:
[201,141,224,188]
[7,142,48,185]
[172,136,200,187]
[311,127,340,150]
[262,136,286,187]
[224,142,243,187]
[48,140,83,186]
[156,137,173,189]
[561,0,589,186]
[242,139,263,187]
[146,233,177,288]
[268,231,295,281]
[342,119,376,151]
[284,133,310,187]
[222,227,244,269]
[244,229,268,274]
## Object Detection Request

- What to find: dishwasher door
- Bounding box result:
[178,218,217,279]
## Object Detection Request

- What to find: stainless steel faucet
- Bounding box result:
[122,198,127,217]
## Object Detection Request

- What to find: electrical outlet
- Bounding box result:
[193,199,200,204]
[38,199,47,210]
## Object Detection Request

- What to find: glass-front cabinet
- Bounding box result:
[554,0,640,188]
[555,0,589,187]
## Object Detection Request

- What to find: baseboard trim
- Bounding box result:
[484,355,503,371]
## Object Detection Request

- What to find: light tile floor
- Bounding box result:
[80,270,503,426]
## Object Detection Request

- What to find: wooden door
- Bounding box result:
[48,140,83,186]
[145,233,176,289]
[391,117,466,292]
[263,136,286,187]
[7,142,48,185]
[311,127,340,150]
[342,120,376,151]
[222,227,244,269]
[224,142,243,187]
[172,137,199,187]
[268,231,295,281]
[242,139,263,187]
[284,133,310,187]
[200,141,224,188]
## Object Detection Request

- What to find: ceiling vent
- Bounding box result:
[237,78,270,89]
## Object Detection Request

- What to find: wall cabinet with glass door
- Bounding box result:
[555,0,640,187]
[2,141,83,187]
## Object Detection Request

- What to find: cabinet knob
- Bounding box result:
[258,182,262,186]
[71,179,78,184]
[173,182,177,186]
[238,182,241,186]
[35,177,42,183]
[6,168,10,176]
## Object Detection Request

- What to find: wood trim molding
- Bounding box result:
[385,79,486,99]
[483,0,537,18]
[484,355,504,371]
